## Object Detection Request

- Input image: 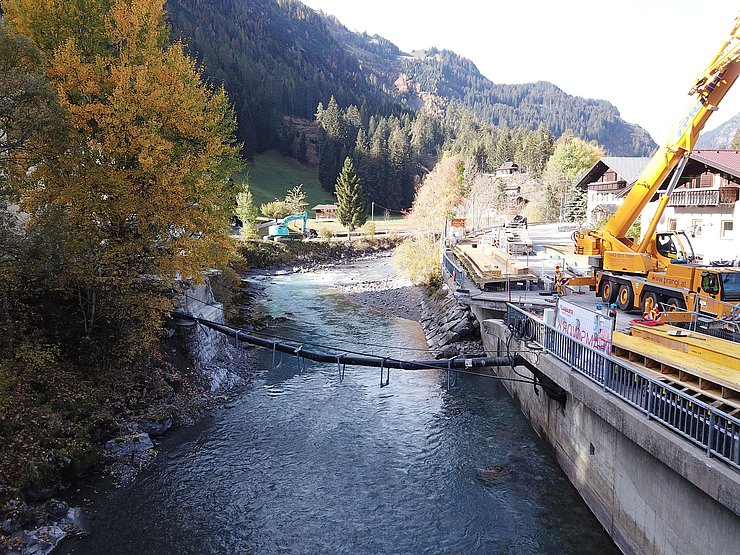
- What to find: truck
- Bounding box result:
[572,14,740,319]
[267,212,316,241]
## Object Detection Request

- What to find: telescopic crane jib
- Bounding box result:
[572,14,740,318]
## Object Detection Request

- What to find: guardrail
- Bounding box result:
[506,303,740,471]
[442,250,465,287]
[659,301,740,343]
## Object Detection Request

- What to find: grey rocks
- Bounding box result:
[420,286,483,358]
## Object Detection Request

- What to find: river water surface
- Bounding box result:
[60,259,618,554]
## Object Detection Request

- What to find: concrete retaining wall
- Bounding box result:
[176,281,228,365]
[472,307,740,555]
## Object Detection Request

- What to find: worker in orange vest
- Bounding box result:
[553,265,568,296]
[644,305,661,322]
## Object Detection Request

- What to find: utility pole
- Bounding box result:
[371,201,375,222]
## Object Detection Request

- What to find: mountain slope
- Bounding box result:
[696,113,740,148]
[166,0,655,157]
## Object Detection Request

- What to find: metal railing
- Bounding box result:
[442,250,465,287]
[659,300,740,344]
[668,187,740,206]
[505,303,740,470]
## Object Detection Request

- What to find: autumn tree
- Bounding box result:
[540,130,603,222]
[3,0,242,363]
[260,200,291,220]
[335,157,367,233]
[235,184,258,234]
[284,184,308,213]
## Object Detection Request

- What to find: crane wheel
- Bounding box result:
[665,297,686,311]
[617,284,634,311]
[601,280,618,303]
[641,291,660,314]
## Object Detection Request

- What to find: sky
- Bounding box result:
[301,0,740,144]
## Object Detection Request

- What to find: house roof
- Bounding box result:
[577,151,740,193]
[312,204,337,210]
[687,150,740,182]
[499,161,519,170]
[575,157,652,189]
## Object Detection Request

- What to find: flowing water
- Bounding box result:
[60,259,618,554]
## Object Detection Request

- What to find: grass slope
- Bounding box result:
[241,150,336,211]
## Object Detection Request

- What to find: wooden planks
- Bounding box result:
[612,326,740,407]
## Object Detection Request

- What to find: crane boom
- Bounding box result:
[572,14,740,321]
[578,15,740,255]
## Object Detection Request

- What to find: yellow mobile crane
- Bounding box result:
[573,14,740,318]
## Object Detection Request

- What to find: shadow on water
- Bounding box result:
[59,258,618,555]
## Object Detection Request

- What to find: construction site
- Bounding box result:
[440,14,740,553]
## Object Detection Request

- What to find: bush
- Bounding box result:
[363,221,376,239]
[393,237,442,286]
[318,226,335,240]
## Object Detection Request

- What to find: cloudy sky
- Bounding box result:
[301,0,740,143]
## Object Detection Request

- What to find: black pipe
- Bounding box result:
[173,312,567,405]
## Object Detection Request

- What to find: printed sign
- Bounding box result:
[451,218,466,228]
[555,299,614,353]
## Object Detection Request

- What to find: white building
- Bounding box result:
[576,151,740,264]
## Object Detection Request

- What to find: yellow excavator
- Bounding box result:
[573,14,740,319]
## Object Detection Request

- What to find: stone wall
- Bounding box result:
[176,280,246,393]
[473,310,740,555]
[419,288,481,357]
[176,280,228,365]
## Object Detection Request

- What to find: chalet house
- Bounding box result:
[575,157,651,226]
[642,150,740,264]
[576,152,740,264]
[312,204,337,220]
[495,161,521,177]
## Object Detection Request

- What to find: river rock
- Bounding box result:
[7,525,66,555]
[43,500,68,520]
[105,432,154,459]
[139,418,172,437]
[476,465,513,485]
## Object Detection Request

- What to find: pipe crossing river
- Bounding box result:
[59,259,618,554]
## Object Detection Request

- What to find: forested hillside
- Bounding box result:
[165,0,655,164]
[398,49,655,157]
[166,0,400,159]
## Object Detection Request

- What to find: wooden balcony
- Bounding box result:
[669,187,740,207]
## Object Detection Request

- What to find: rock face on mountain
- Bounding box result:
[696,112,740,148]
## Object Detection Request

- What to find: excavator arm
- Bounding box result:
[577,15,740,261]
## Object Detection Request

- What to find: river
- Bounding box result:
[60,259,618,554]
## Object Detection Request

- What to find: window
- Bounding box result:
[667,219,677,231]
[720,220,733,239]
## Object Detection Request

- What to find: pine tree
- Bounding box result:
[563,186,588,223]
[335,157,367,233]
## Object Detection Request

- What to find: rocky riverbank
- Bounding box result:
[331,255,483,358]
[420,288,484,358]
[336,261,424,322]
[1,281,254,555]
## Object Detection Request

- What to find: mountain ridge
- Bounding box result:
[165,0,656,157]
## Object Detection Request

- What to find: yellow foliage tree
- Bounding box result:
[395,154,463,286]
[3,0,242,360]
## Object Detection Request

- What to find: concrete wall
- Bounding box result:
[176,281,228,365]
[473,307,740,555]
